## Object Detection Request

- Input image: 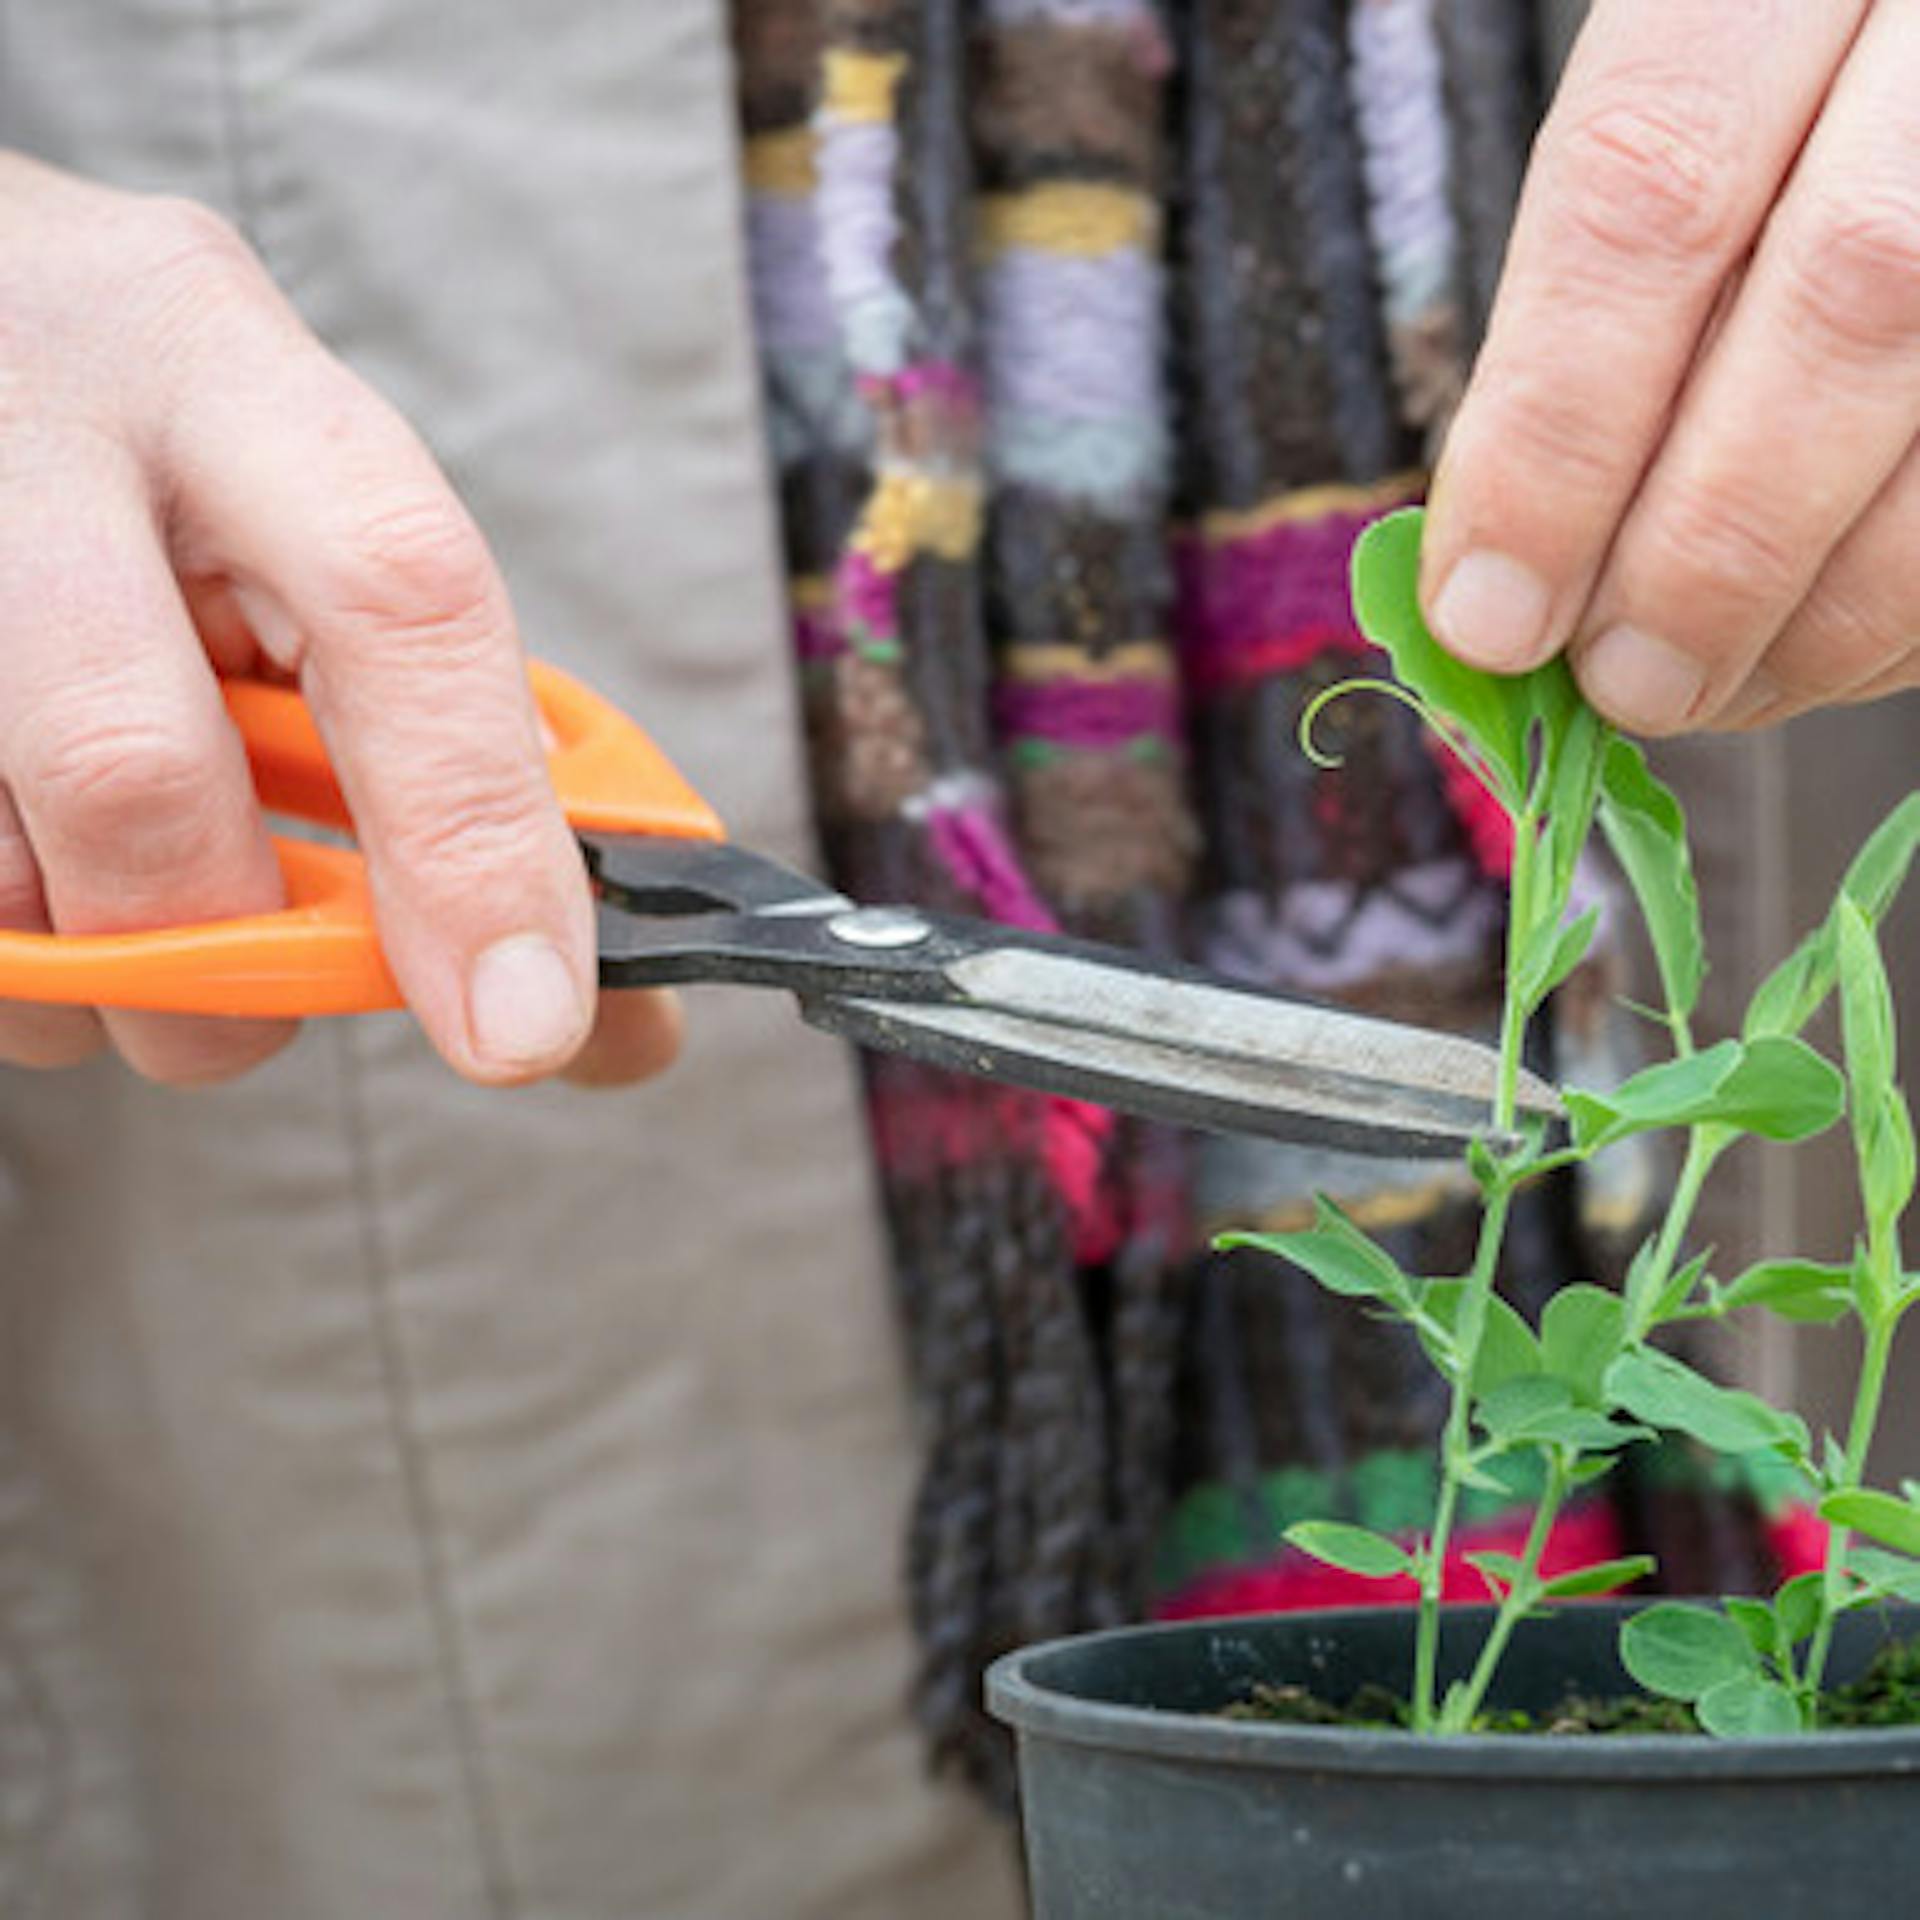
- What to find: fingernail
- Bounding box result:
[230,582,305,668]
[1578,625,1707,733]
[1429,552,1554,668]
[467,935,586,1071]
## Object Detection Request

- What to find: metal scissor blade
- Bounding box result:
[936,946,1562,1133]
[805,966,1557,1159]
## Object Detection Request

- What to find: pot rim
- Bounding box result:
[986,1606,1920,1780]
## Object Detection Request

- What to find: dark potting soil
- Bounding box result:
[1222,1634,1920,1735]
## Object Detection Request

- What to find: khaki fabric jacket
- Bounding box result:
[2,4,1916,1917]
[0,4,1019,1916]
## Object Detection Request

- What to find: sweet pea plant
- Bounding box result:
[1223,508,1920,1737]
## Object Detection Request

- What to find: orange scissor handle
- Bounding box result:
[0,661,726,1020]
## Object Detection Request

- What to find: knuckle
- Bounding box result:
[325,495,505,655]
[1473,376,1627,499]
[1774,582,1903,699]
[377,762,553,887]
[117,194,265,336]
[1638,481,1804,610]
[1781,192,1920,361]
[20,704,221,862]
[1550,88,1745,267]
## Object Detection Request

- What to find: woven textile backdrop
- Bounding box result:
[729,0,1799,1801]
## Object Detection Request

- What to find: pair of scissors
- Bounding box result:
[0,663,1558,1157]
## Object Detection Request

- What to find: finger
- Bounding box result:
[1572,5,1920,734]
[1714,435,1920,732]
[0,440,297,1084]
[561,988,685,1091]
[0,787,106,1069]
[157,298,595,1085]
[1422,0,1868,672]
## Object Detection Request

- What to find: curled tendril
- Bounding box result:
[1297,678,1508,806]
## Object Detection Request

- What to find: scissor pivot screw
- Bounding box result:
[827,908,933,950]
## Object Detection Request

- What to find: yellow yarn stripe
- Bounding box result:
[1206,1169,1470,1240]
[853,470,983,570]
[979,183,1156,258]
[790,575,833,613]
[822,48,906,124]
[1197,470,1426,545]
[744,128,817,197]
[1004,643,1174,684]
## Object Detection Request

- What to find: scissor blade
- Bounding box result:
[804,955,1557,1159]
[946,946,1560,1126]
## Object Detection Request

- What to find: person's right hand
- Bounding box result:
[0,154,681,1089]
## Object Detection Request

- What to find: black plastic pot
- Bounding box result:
[987,1603,1920,1918]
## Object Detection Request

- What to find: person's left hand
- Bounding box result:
[1421,0,1920,736]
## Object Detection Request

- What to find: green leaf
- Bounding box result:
[1837,899,1898,1103]
[1598,738,1703,1022]
[1718,1259,1855,1327]
[1724,1597,1778,1659]
[1475,1375,1575,1443]
[1606,1348,1810,1459]
[1350,510,1532,803]
[1834,897,1918,1229]
[1821,1488,1920,1557]
[1622,1605,1756,1702]
[1744,933,1826,1044]
[1846,1546,1920,1604]
[1475,1373,1646,1451]
[1466,1549,1527,1597]
[1284,1520,1414,1580]
[1541,699,1610,904]
[1842,792,1920,923]
[1697,1675,1804,1738]
[1567,1037,1844,1153]
[1540,1555,1656,1600]
[1540,1284,1627,1405]
[1652,1249,1715,1326]
[1513,905,1601,1013]
[1747,794,1920,1040]
[1522,1409,1653,1452]
[1424,1282,1544,1397]
[1219,1198,1416,1311]
[1773,1571,1827,1646]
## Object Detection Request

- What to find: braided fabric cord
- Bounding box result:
[731,0,1780,1799]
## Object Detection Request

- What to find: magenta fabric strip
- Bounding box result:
[924,800,1058,933]
[794,604,843,663]
[836,547,899,640]
[1175,505,1395,692]
[994,676,1181,749]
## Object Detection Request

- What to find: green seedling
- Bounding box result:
[1222,507,1920,1735]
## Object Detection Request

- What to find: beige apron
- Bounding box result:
[0,4,1020,1915]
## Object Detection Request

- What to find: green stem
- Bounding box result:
[1441,1455,1572,1733]
[1414,809,1548,1729]
[1625,1128,1722,1338]
[1803,1298,1899,1710]
[1413,1161,1517,1730]
[1493,819,1540,1135]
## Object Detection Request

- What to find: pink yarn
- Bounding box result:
[794,604,843,664]
[1433,737,1516,877]
[836,548,900,644]
[1764,1504,1832,1581]
[893,358,982,409]
[1174,508,1385,690]
[923,798,1121,1255]
[1155,1499,1626,1621]
[925,799,1059,932]
[994,676,1182,751]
